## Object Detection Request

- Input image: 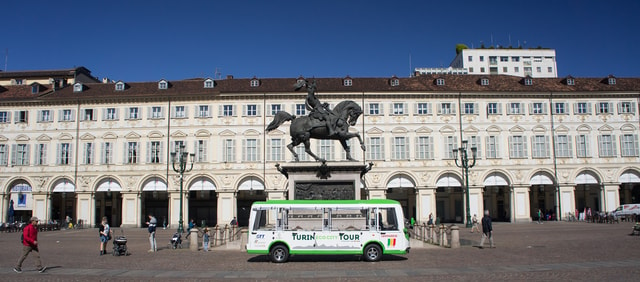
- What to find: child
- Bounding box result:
[202,227,210,252]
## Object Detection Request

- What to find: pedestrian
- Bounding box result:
[202,227,210,252]
[470,214,480,233]
[145,214,157,252]
[186,219,196,239]
[537,209,543,224]
[14,217,46,273]
[478,210,494,249]
[99,216,110,255]
[230,217,238,227]
[410,217,415,228]
[427,213,433,225]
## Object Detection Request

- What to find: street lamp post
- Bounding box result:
[453,140,477,228]
[171,145,195,234]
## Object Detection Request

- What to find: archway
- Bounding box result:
[188,177,217,227]
[575,171,602,219]
[435,173,463,223]
[95,178,123,227]
[619,170,640,205]
[483,172,511,222]
[141,177,168,228]
[51,178,76,225]
[385,175,416,220]
[7,180,33,223]
[236,176,266,227]
[529,172,557,221]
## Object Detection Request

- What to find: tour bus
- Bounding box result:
[246,199,410,263]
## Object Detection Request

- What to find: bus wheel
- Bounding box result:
[270,245,289,263]
[363,244,382,262]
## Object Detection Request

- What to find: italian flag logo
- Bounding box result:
[387,238,396,247]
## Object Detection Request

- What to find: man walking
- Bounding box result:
[14,217,46,273]
[478,210,494,249]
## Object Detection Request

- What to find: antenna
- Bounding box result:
[4,48,7,71]
[214,68,221,79]
[409,53,412,77]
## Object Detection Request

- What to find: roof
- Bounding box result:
[0,66,94,79]
[0,74,638,104]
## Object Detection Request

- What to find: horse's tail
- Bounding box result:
[266,111,295,132]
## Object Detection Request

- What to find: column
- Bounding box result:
[603,184,620,213]
[468,186,483,221]
[558,185,575,220]
[32,192,48,221]
[76,192,92,228]
[217,191,236,226]
[120,192,139,228]
[512,185,531,223]
[416,187,436,223]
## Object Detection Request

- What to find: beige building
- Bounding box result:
[1,70,639,228]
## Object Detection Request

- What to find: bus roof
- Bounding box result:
[251,199,401,206]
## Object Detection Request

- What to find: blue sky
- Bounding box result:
[3,0,638,82]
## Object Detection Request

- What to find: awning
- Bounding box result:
[189,178,216,191]
[53,180,75,192]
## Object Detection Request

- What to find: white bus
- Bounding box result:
[246,199,410,263]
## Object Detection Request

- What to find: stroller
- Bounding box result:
[112,230,129,256]
[170,232,182,249]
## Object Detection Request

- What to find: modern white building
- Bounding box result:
[443,48,558,78]
[0,69,638,229]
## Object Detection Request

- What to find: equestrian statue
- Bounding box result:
[266,79,366,162]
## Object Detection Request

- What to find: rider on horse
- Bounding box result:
[304,80,339,137]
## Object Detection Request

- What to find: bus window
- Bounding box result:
[379,208,399,231]
[252,209,268,231]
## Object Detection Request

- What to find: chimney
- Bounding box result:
[102,77,109,83]
[226,75,234,80]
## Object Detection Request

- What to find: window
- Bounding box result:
[392,137,408,160]
[514,67,519,73]
[548,67,553,73]
[267,139,284,161]
[198,105,210,118]
[270,104,282,116]
[243,139,259,162]
[36,144,47,165]
[60,109,74,122]
[489,56,497,65]
[127,107,139,120]
[173,106,186,118]
[566,77,575,85]
[436,78,445,86]
[468,56,473,62]
[0,111,8,123]
[222,105,234,117]
[148,141,162,164]
[509,103,523,114]
[392,103,405,115]
[621,134,639,157]
[104,108,118,120]
[83,143,93,164]
[83,109,94,121]
[73,83,83,92]
[508,136,528,158]
[464,103,477,115]
[511,56,520,62]
[57,143,71,165]
[469,67,474,73]
[479,56,484,62]
[38,110,52,122]
[16,110,28,123]
[500,56,508,62]
[368,103,381,115]
[443,136,457,159]
[318,139,334,161]
[415,136,433,160]
[619,102,636,114]
[554,135,572,158]
[489,67,498,74]
[531,102,545,114]
[150,106,164,119]
[469,136,482,158]
[0,144,7,166]
[12,144,30,166]
[554,102,567,114]
[195,140,207,162]
[390,78,399,86]
[126,142,139,164]
[487,103,501,115]
[223,139,235,162]
[246,104,258,116]
[158,80,168,89]
[532,135,549,158]
[536,67,542,73]
[598,134,616,157]
[250,79,260,87]
[295,104,306,116]
[576,134,590,158]
[480,67,485,73]
[524,77,533,85]
[343,78,352,86]
[295,145,309,161]
[575,102,591,114]
[172,141,184,155]
[524,67,532,75]
[416,103,431,115]
[485,136,500,159]
[438,102,454,115]
[366,137,384,160]
[115,82,125,91]
[503,67,508,73]
[102,142,113,164]
[608,77,616,85]
[597,102,612,114]
[204,79,214,88]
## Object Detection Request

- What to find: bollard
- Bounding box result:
[442,225,448,246]
[450,225,460,248]
[439,225,445,246]
[189,228,199,251]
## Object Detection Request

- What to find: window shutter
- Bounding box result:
[634,134,640,156]
[497,103,503,114]
[379,103,384,115]
[567,135,573,157]
[528,103,534,115]
[451,103,457,114]
[545,136,550,157]
[543,103,548,114]
[523,137,528,157]
[586,102,592,114]
[242,139,247,161]
[608,102,614,114]
[437,104,443,115]
[612,134,617,156]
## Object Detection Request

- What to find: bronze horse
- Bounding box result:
[266,100,366,162]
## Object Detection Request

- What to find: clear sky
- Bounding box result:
[3,0,638,82]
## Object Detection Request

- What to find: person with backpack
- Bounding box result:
[99,216,110,255]
[14,217,46,273]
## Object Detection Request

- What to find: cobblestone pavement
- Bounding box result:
[1,221,639,281]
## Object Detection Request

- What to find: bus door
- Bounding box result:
[377,207,404,251]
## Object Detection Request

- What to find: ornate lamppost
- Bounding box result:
[453,140,477,228]
[171,145,194,234]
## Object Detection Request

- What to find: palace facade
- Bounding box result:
[1,70,639,227]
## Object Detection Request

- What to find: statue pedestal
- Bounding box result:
[278,162,370,200]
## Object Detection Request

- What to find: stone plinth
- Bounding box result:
[278,162,371,200]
